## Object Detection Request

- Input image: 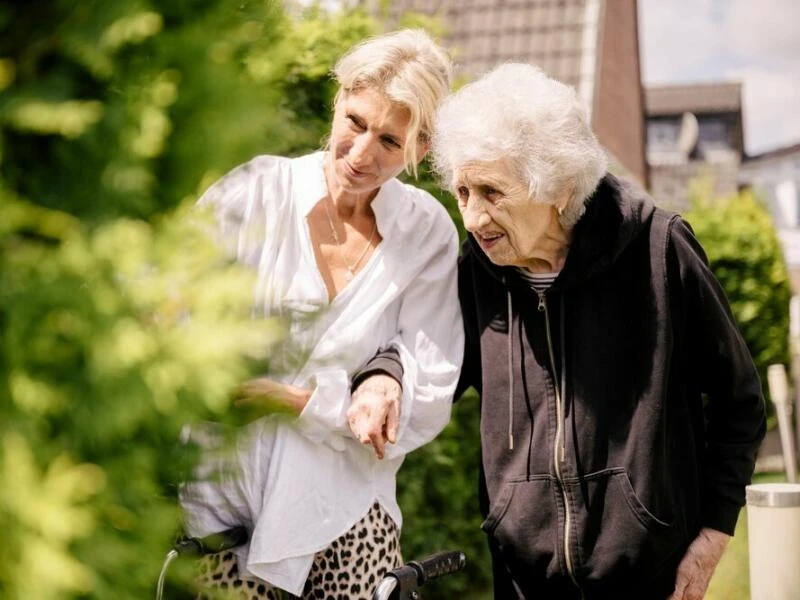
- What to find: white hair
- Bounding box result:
[333,29,452,177]
[432,63,608,227]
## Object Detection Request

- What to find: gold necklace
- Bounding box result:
[323,197,377,281]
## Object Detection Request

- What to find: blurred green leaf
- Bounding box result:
[685,182,792,420]
[0,2,483,598]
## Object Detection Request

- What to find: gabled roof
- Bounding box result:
[743,141,800,163]
[645,82,742,116]
[383,0,602,110]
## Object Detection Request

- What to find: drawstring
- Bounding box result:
[506,282,514,451]
[559,295,567,462]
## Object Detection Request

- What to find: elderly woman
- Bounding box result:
[180,30,463,600]
[357,63,766,600]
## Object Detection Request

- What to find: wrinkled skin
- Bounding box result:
[453,158,572,273]
[668,527,731,600]
[347,374,402,460]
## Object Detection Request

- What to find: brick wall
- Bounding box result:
[593,0,648,187]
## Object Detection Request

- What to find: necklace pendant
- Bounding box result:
[345,270,354,282]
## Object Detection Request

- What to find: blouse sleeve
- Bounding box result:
[381,209,464,460]
[294,368,352,451]
[196,155,288,268]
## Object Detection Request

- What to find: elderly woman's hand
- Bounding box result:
[667,527,731,600]
[347,374,402,460]
[232,377,311,416]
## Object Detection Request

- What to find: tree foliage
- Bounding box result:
[396,391,492,598]
[1,193,282,599]
[684,181,792,413]
[1,0,310,221]
[0,1,491,598]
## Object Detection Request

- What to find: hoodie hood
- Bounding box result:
[465,173,657,289]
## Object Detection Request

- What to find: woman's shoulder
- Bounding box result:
[222,153,295,180]
[196,153,325,218]
[386,178,455,231]
[198,154,290,203]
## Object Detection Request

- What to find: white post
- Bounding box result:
[767,364,798,483]
[747,483,800,600]
[792,296,800,464]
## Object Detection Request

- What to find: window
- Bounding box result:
[647,118,681,152]
[697,117,730,150]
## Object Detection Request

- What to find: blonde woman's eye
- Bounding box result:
[347,115,365,130]
[381,136,401,149]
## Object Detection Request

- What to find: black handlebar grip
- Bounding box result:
[408,550,466,584]
[173,526,249,557]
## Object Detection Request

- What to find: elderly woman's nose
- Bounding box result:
[462,199,490,231]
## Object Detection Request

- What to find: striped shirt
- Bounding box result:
[516,268,559,294]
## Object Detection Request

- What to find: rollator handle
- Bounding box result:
[371,550,466,600]
[172,526,249,557]
[409,550,466,583]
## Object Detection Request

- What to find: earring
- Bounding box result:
[557,206,564,216]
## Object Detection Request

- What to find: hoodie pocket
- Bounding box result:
[481,476,558,577]
[480,483,514,535]
[568,468,684,585]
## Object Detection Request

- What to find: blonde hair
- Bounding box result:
[332,29,452,177]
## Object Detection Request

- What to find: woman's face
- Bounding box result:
[453,159,567,269]
[327,88,422,198]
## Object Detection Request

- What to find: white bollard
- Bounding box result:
[767,364,798,483]
[746,483,800,600]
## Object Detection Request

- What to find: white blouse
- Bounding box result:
[180,151,463,595]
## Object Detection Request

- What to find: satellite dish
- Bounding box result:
[677,111,699,157]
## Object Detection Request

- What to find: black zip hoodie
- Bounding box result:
[352,173,766,599]
[457,173,766,599]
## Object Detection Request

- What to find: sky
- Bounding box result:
[638,0,800,156]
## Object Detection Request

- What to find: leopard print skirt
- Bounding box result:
[196,502,401,600]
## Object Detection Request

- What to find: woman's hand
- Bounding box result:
[232,377,311,416]
[667,527,731,600]
[347,374,401,460]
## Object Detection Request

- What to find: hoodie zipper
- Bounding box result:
[537,291,580,590]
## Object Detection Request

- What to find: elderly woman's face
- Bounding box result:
[328,88,418,197]
[453,159,565,269]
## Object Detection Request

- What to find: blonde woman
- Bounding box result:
[180,30,463,599]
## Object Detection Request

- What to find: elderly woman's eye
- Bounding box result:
[456,186,469,200]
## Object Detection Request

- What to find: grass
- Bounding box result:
[706,472,788,600]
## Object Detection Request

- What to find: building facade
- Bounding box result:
[644,82,744,212]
